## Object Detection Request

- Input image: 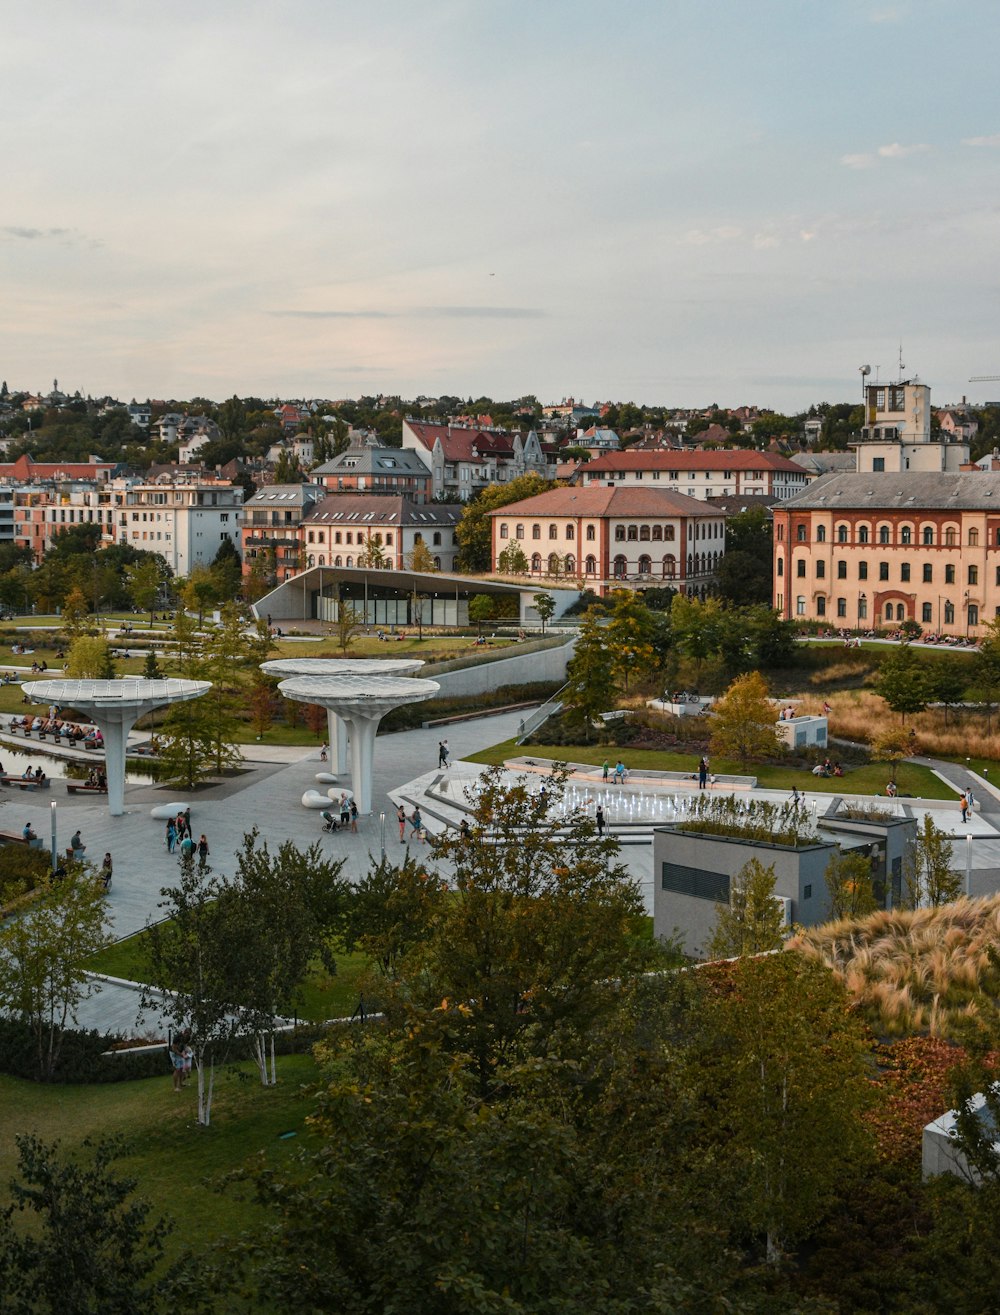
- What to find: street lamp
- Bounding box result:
[966,833,972,898]
[50,800,57,873]
[857,591,866,635]
[379,811,386,862]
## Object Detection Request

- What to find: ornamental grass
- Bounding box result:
[789,895,1000,1038]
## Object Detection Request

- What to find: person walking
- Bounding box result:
[960,793,969,824]
[197,834,209,867]
[165,820,176,854]
[438,740,448,768]
[349,798,358,833]
[179,831,195,860]
[410,806,423,842]
[595,805,605,838]
[397,803,406,843]
[698,757,708,790]
[100,853,113,890]
[966,787,976,815]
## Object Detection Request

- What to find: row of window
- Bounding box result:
[304,554,444,569]
[780,559,991,586]
[785,522,999,547]
[500,551,720,579]
[790,596,982,626]
[304,529,455,547]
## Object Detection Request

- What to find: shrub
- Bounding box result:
[673,794,819,847]
[0,845,51,908]
[380,682,560,732]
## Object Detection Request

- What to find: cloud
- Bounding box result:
[963,133,1000,147]
[869,6,904,22]
[416,306,546,319]
[2,226,72,240]
[878,141,932,158]
[841,153,876,169]
[269,309,394,319]
[682,226,743,245]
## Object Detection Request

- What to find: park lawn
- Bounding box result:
[0,1052,321,1262]
[467,738,957,800]
[89,930,372,1022]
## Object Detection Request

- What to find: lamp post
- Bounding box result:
[50,800,57,873]
[857,591,866,635]
[379,810,386,861]
[966,833,972,898]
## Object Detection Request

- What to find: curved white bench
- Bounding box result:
[315,772,339,784]
[302,790,331,809]
[326,786,354,802]
[150,802,193,821]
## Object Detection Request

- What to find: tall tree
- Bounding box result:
[708,670,781,765]
[604,589,653,691]
[124,559,164,627]
[406,539,437,574]
[0,1135,173,1315]
[902,813,960,908]
[706,858,786,959]
[455,473,555,571]
[563,607,616,740]
[671,594,723,686]
[532,590,556,634]
[467,593,494,638]
[825,848,878,920]
[496,542,529,575]
[0,875,113,1081]
[873,644,931,724]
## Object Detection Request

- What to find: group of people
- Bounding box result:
[960,787,977,822]
[396,803,428,845]
[602,759,629,784]
[812,758,844,778]
[8,714,99,744]
[28,660,49,673]
[84,768,108,790]
[169,1032,193,1092]
[321,792,359,834]
[164,811,210,865]
[20,765,47,784]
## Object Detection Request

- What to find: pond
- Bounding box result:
[0,741,159,786]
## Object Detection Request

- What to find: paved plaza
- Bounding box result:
[7,705,1000,1039]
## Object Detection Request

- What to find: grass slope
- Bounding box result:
[467,738,956,800]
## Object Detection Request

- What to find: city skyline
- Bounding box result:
[3,1,999,410]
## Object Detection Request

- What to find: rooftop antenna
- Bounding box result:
[898,343,905,381]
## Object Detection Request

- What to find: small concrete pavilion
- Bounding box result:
[278,673,439,814]
[20,678,210,816]
[261,658,424,775]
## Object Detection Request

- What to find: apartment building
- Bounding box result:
[312,444,432,502]
[401,419,554,501]
[114,476,243,576]
[577,450,810,500]
[490,485,725,597]
[299,495,462,572]
[241,483,325,583]
[773,472,1000,635]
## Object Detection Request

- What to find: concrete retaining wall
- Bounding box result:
[429,636,575,698]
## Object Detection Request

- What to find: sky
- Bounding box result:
[2,0,1000,412]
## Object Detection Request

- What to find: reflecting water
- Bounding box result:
[0,741,158,785]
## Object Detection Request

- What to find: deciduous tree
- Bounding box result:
[902,813,960,908]
[709,670,781,765]
[532,590,556,634]
[455,473,554,572]
[825,848,878,920]
[874,644,931,723]
[562,607,615,740]
[706,858,786,959]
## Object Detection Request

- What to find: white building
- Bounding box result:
[576,450,811,501]
[115,477,243,576]
[853,378,969,474]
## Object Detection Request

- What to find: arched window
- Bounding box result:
[944,601,955,625]
[885,603,893,621]
[901,526,912,544]
[414,532,423,543]
[796,596,806,615]
[318,555,325,566]
[499,523,509,539]
[613,555,627,578]
[532,523,541,540]
[638,554,652,575]
[922,602,932,622]
[837,524,848,543]
[652,525,662,541]
[923,526,934,545]
[879,525,890,544]
[584,555,597,575]
[566,524,574,541]
[531,552,542,572]
[796,524,806,542]
[307,554,315,567]
[663,554,676,578]
[858,526,870,544]
[816,525,826,543]
[639,525,651,541]
[549,524,558,540]
[515,525,524,540]
[816,596,826,616]
[969,528,979,546]
[335,532,342,544]
[433,556,441,569]
[664,525,675,541]
[945,527,957,546]
[548,552,561,574]
[346,555,353,567]
[307,531,315,543]
[564,554,576,573]
[627,525,638,541]
[585,524,595,541]
[334,555,342,566]
[896,603,905,620]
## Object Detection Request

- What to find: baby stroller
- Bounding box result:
[321,810,340,833]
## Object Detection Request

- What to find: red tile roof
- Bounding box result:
[405,421,515,461]
[488,486,719,518]
[583,450,805,474]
